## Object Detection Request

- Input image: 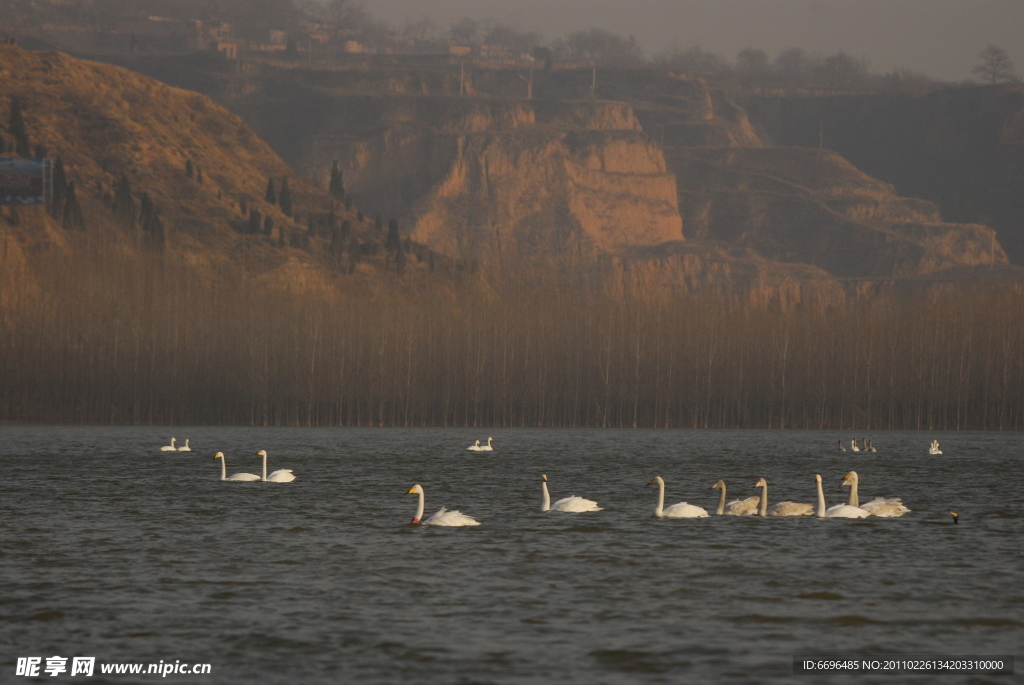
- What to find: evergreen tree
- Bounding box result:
[49,157,68,220]
[185,159,194,178]
[61,182,85,231]
[395,238,407,275]
[340,219,351,241]
[247,208,262,234]
[344,195,352,210]
[239,196,248,216]
[329,160,344,200]
[139,192,164,250]
[264,216,274,236]
[386,218,400,251]
[196,166,203,184]
[278,176,292,217]
[265,177,276,204]
[9,96,30,157]
[113,173,136,231]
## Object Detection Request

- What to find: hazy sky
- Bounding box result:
[360,0,1024,81]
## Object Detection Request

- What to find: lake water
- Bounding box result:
[1,427,1020,684]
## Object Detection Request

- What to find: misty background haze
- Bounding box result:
[360,0,1024,81]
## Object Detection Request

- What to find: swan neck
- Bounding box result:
[848,475,859,507]
[541,481,550,511]
[759,483,768,517]
[816,479,825,517]
[654,479,665,517]
[220,456,226,481]
[262,452,267,482]
[415,491,425,522]
[716,484,725,515]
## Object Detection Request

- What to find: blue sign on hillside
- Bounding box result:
[0,157,52,205]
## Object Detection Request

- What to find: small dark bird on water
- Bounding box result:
[950,511,959,524]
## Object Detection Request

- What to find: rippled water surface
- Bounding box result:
[1,428,1021,684]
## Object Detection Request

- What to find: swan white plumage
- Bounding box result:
[541,474,601,512]
[817,473,870,518]
[467,440,482,451]
[407,484,480,526]
[850,439,860,452]
[648,476,708,518]
[843,470,909,517]
[711,480,759,515]
[838,440,846,452]
[867,440,877,453]
[478,437,494,451]
[256,449,295,483]
[755,477,814,516]
[214,452,260,481]
[160,437,177,452]
[929,440,942,455]
[177,439,191,452]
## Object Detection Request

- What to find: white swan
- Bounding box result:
[214,452,260,481]
[867,440,877,453]
[467,440,482,451]
[648,476,708,518]
[256,450,295,483]
[816,474,870,518]
[407,484,480,526]
[929,440,942,455]
[177,439,191,452]
[541,474,601,512]
[160,437,177,451]
[843,470,910,517]
[478,437,494,451]
[711,480,759,515]
[850,439,860,452]
[838,440,846,452]
[755,477,814,516]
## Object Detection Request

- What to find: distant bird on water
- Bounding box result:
[838,440,846,452]
[177,439,191,452]
[160,438,177,451]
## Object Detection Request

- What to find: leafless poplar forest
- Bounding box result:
[3,242,1022,430]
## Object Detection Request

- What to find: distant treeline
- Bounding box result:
[2,244,1023,430]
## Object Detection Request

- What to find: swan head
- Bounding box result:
[541,474,547,482]
[647,476,664,486]
[213,452,223,460]
[950,511,959,524]
[754,477,767,488]
[255,450,268,457]
[814,474,822,483]
[842,471,858,487]
[407,484,424,495]
[711,479,725,490]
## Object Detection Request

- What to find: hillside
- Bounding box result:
[0,43,447,320]
[83,54,1015,300]
[745,85,1024,264]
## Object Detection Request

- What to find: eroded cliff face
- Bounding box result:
[669,147,1007,277]
[302,98,683,258]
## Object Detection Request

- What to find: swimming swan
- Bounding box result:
[929,440,942,455]
[850,439,860,452]
[711,480,759,515]
[177,439,191,452]
[754,477,813,516]
[214,452,260,481]
[407,484,480,526]
[160,438,177,452]
[541,474,601,512]
[649,476,708,518]
[816,474,869,518]
[467,440,482,451]
[843,470,909,517]
[256,450,295,483]
[478,437,494,451]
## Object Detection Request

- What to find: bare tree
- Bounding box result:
[973,45,1018,85]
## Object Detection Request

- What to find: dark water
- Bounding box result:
[1,428,1021,684]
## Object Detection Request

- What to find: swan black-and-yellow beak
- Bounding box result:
[407,486,416,494]
[647,479,656,486]
[213,453,222,459]
[950,511,959,524]
[542,474,548,482]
